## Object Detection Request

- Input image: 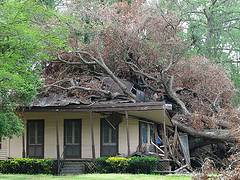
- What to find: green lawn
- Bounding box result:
[0,173,191,180]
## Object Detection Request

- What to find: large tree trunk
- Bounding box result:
[188,137,222,150]
[172,119,238,143]
[162,75,191,116]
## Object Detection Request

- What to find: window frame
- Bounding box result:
[102,119,117,146]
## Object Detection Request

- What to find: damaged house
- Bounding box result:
[0,77,190,174]
[0,1,238,176]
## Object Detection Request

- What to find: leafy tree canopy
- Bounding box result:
[34,0,64,8]
[158,0,240,100]
[0,0,68,138]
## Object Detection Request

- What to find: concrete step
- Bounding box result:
[63,165,85,169]
[64,162,85,166]
[60,161,85,175]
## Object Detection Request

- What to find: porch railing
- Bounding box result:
[57,146,66,175]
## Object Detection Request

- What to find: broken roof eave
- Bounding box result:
[118,110,172,126]
[25,102,173,126]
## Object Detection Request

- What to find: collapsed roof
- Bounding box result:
[33,77,155,107]
[29,77,173,126]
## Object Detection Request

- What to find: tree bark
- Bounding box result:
[189,137,222,151]
[162,75,191,116]
[172,120,238,143]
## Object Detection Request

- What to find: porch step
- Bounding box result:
[60,161,85,175]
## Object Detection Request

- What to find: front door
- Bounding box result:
[101,119,118,157]
[27,120,44,158]
[64,119,81,159]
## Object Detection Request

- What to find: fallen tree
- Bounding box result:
[40,1,239,166]
[172,120,238,143]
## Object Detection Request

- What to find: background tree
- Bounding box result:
[0,0,67,138]
[157,0,240,99]
[35,0,62,8]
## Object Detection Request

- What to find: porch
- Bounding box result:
[0,102,172,160]
[21,102,172,159]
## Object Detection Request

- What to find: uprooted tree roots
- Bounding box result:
[192,146,240,179]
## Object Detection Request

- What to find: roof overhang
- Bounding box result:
[25,102,173,126]
[119,110,172,126]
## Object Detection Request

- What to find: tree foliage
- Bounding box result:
[158,0,240,94]
[0,0,67,138]
[42,0,238,137]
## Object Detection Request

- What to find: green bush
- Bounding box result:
[0,158,53,174]
[106,157,131,173]
[93,157,109,173]
[127,157,159,174]
[93,156,159,174]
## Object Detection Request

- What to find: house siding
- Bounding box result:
[119,117,139,155]
[3,112,140,160]
[8,136,22,159]
[0,138,8,160]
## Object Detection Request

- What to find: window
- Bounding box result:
[64,119,81,158]
[66,120,80,145]
[27,120,44,158]
[103,119,117,145]
[150,124,155,143]
[29,121,43,145]
[140,122,148,143]
[140,122,156,144]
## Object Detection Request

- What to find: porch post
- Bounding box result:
[22,115,26,158]
[56,109,60,159]
[90,111,96,159]
[22,133,25,158]
[163,105,168,159]
[154,124,158,152]
[125,110,130,158]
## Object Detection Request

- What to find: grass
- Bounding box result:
[0,173,191,180]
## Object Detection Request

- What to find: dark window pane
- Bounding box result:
[66,121,72,144]
[75,121,80,129]
[67,123,72,137]
[150,124,155,142]
[29,122,35,139]
[30,136,35,144]
[30,128,35,138]
[67,137,72,144]
[103,120,109,143]
[75,122,80,144]
[37,136,42,144]
[142,123,148,143]
[38,121,43,132]
[111,128,117,143]
[38,127,43,136]
[29,122,34,129]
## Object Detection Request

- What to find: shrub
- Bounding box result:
[93,156,159,174]
[127,157,159,174]
[0,158,53,174]
[93,157,109,173]
[106,157,131,173]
